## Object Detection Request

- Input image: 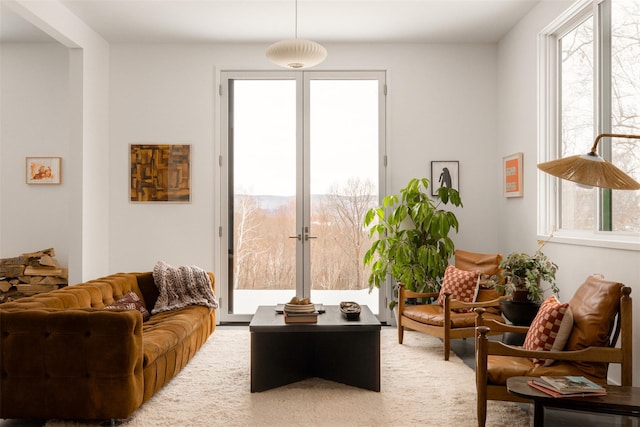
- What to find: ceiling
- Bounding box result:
[1,0,542,44]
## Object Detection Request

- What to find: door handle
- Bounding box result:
[304,226,317,241]
[289,234,302,240]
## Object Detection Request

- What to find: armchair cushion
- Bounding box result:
[523,295,573,366]
[437,264,480,311]
[403,304,503,328]
[486,355,600,386]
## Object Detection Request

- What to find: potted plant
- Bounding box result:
[491,250,559,304]
[363,177,463,309]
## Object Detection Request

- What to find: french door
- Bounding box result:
[219,70,386,322]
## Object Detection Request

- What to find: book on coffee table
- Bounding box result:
[283,311,318,324]
[529,376,606,398]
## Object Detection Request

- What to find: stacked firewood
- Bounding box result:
[0,248,68,303]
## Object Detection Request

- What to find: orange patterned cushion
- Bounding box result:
[437,264,480,311]
[523,295,572,365]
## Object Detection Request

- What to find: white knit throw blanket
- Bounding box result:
[152,261,219,315]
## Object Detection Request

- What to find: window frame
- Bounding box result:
[537,0,640,251]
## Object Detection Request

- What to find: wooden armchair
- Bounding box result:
[475,274,632,427]
[397,250,505,361]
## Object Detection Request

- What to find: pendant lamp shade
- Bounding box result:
[537,133,640,190]
[266,39,327,69]
[267,0,327,69]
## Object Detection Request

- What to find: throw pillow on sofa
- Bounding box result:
[105,290,151,321]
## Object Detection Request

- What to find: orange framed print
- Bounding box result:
[503,152,523,197]
[26,157,61,184]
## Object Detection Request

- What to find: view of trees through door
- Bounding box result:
[220,71,386,320]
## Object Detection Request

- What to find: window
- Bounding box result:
[539,0,640,246]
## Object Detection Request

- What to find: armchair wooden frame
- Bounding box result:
[475,286,632,427]
[398,285,507,361]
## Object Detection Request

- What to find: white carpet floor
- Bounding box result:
[47,328,530,427]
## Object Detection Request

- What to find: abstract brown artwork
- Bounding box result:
[130,144,191,202]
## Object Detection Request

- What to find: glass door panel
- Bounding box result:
[230,79,298,314]
[307,78,380,312]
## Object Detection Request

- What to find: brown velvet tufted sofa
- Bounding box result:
[0,271,216,421]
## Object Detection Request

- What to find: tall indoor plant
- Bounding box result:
[363,177,463,309]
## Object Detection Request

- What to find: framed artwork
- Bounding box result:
[26,157,61,184]
[430,161,459,196]
[503,152,523,198]
[130,144,191,202]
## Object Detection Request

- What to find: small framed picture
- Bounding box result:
[26,157,61,184]
[503,152,523,197]
[430,161,459,196]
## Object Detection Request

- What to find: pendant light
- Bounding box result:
[266,0,327,69]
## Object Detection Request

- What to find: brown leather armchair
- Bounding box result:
[475,274,633,427]
[397,250,505,361]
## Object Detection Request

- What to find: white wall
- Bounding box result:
[0,43,71,266]
[0,0,109,284]
[498,0,640,385]
[108,42,501,273]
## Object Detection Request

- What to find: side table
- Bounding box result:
[506,376,640,427]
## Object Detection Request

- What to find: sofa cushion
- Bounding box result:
[437,264,480,311]
[105,291,151,321]
[141,305,210,367]
[523,295,573,366]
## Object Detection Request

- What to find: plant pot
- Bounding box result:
[499,300,541,346]
[499,300,541,326]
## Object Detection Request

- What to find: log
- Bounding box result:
[21,248,55,258]
[38,255,60,268]
[0,256,27,266]
[0,281,11,292]
[40,276,68,285]
[0,266,25,277]
[15,284,59,295]
[23,266,63,276]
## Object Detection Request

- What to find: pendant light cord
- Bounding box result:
[295,0,298,39]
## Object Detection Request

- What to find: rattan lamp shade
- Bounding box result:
[537,133,640,190]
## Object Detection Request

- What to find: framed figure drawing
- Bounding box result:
[430,161,459,196]
[130,144,191,202]
[26,157,61,184]
[503,152,523,197]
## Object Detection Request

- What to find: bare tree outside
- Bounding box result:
[233,177,377,292]
[560,0,640,232]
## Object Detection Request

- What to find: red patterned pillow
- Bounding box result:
[105,291,150,322]
[437,264,480,311]
[523,295,572,365]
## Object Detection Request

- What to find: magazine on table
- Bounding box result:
[529,376,607,397]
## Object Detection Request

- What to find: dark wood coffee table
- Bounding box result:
[507,376,640,426]
[249,305,381,392]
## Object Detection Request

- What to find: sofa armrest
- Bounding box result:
[0,308,144,420]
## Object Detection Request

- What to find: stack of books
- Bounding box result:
[283,302,318,324]
[528,376,607,398]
